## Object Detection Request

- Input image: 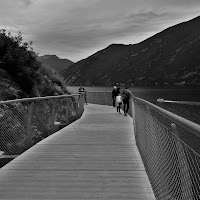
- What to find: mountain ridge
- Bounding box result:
[61,15,200,87]
[39,55,74,72]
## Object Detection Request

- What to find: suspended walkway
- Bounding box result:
[0,92,200,199]
[0,104,155,199]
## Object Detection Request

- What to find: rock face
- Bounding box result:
[61,16,200,87]
[39,55,74,72]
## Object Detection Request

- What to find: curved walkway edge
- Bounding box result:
[0,104,155,200]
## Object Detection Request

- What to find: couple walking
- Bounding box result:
[112,85,131,116]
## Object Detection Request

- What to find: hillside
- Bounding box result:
[61,16,200,87]
[0,30,70,101]
[38,55,74,72]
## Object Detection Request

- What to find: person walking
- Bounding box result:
[116,92,123,114]
[122,86,131,116]
[112,85,118,107]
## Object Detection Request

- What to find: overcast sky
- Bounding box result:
[0,0,200,62]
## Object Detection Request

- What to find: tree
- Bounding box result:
[0,29,70,98]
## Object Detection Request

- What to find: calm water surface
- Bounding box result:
[67,86,200,124]
[67,86,200,102]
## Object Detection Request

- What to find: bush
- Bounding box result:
[0,29,70,98]
[0,29,79,158]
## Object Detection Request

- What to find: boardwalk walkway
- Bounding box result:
[0,104,155,199]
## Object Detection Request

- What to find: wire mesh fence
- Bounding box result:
[87,91,113,106]
[86,91,200,200]
[0,94,84,167]
[2,91,199,199]
[134,98,200,200]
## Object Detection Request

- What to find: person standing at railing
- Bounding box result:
[79,86,84,94]
[122,86,131,116]
[79,86,87,105]
[112,85,119,107]
[83,88,87,105]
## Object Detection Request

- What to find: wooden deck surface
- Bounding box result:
[0,104,155,200]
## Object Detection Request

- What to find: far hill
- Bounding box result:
[39,55,74,72]
[61,16,200,87]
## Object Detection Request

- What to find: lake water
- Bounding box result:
[67,86,200,125]
[67,86,200,102]
[68,86,200,155]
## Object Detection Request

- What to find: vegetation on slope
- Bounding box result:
[38,55,74,72]
[0,29,69,101]
[0,30,77,157]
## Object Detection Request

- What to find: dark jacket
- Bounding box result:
[112,88,120,98]
[122,89,131,100]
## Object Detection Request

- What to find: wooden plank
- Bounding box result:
[0,104,155,200]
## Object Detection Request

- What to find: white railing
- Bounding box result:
[87,91,200,200]
[0,94,84,167]
[157,98,200,106]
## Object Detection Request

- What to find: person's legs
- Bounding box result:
[119,103,122,113]
[124,105,127,115]
[84,96,87,105]
[123,101,127,115]
[123,99,129,116]
[116,102,119,113]
[113,97,116,107]
[126,100,129,113]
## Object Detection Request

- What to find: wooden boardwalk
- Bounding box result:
[0,104,155,200]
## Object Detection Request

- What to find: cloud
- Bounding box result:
[126,11,169,23]
[153,0,200,8]
[0,0,199,62]
[19,0,32,7]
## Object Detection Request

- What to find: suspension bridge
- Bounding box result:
[0,92,200,199]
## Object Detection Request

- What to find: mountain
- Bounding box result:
[38,55,74,72]
[61,16,200,87]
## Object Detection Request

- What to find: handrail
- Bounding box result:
[0,94,80,105]
[87,91,200,199]
[0,94,84,167]
[133,96,200,138]
[157,98,200,106]
[87,91,200,138]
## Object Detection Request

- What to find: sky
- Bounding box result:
[0,0,200,62]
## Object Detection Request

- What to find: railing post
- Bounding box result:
[91,92,93,104]
[132,98,136,137]
[65,98,70,125]
[50,101,56,134]
[127,98,133,117]
[26,102,34,148]
[144,105,150,155]
[75,96,79,119]
[88,92,91,104]
[96,92,98,104]
[104,92,107,105]
[78,94,84,117]
[171,123,193,198]
[81,95,84,114]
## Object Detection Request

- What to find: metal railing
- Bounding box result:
[87,91,113,106]
[87,91,200,200]
[157,98,200,106]
[0,94,84,167]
